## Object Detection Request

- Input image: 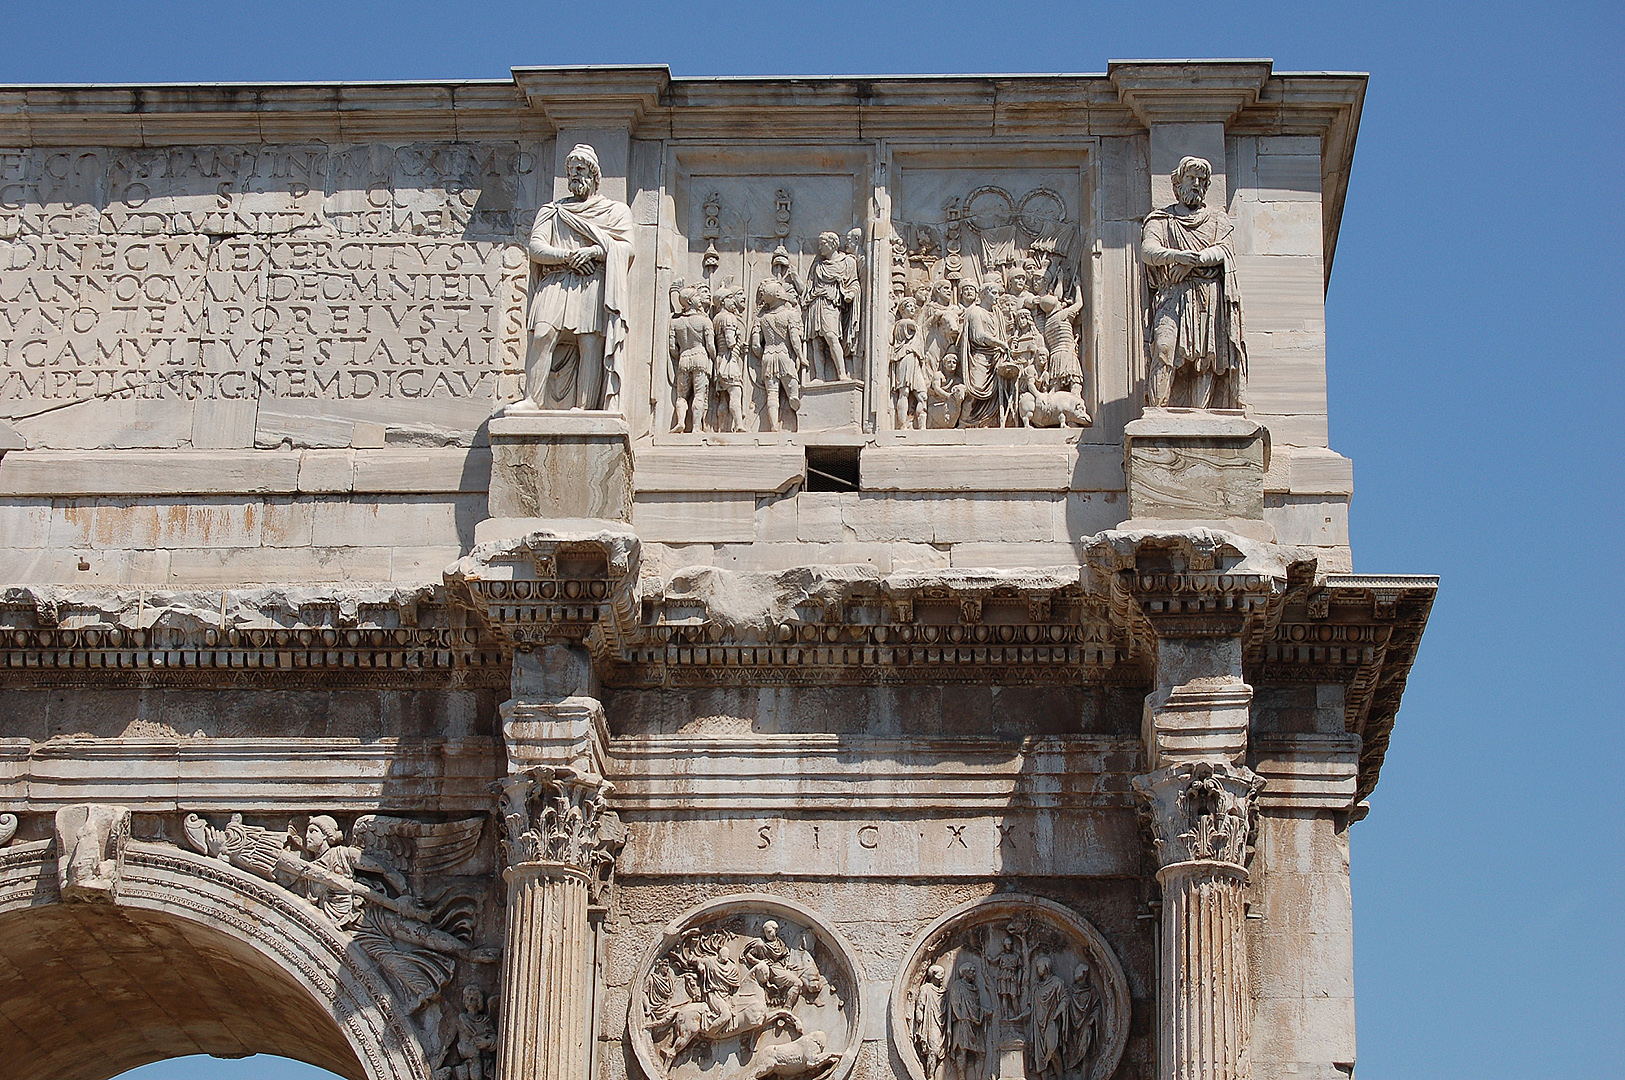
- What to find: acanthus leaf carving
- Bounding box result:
[182,810,498,1013]
[1131,760,1265,869]
[497,765,622,900]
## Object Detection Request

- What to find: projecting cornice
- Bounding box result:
[510,64,670,131]
[1108,59,1273,126]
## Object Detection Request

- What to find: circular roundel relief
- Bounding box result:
[629,894,863,1080]
[890,895,1130,1080]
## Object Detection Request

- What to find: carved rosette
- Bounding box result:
[629,894,863,1080]
[891,895,1130,1080]
[498,765,624,894]
[1131,761,1264,870]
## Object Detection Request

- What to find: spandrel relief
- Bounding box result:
[889,167,1092,430]
[182,811,499,1014]
[667,170,866,433]
[893,896,1128,1080]
[631,896,862,1080]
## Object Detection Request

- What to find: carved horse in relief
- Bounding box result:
[646,948,800,1066]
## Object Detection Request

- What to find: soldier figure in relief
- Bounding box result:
[511,143,636,413]
[712,285,748,432]
[669,285,716,433]
[753,279,805,431]
[1033,289,1085,395]
[1140,155,1247,410]
[803,231,860,382]
[990,934,1025,1021]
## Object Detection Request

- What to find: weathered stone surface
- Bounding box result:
[0,62,1431,1080]
[1125,410,1267,523]
[488,414,632,521]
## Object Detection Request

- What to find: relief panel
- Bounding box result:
[885,150,1097,435]
[892,895,1129,1080]
[660,148,870,436]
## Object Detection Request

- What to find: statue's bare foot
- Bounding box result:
[501,398,542,416]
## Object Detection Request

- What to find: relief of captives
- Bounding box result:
[890,186,1091,430]
[633,903,860,1080]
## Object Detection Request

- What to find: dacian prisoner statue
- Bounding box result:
[510,143,636,413]
[1140,156,1248,410]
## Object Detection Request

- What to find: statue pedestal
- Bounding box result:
[794,378,864,431]
[996,1033,1027,1080]
[1123,409,1272,540]
[486,412,632,527]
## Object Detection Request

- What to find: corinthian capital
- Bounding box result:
[498,766,624,886]
[1132,760,1265,869]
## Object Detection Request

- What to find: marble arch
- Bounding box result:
[0,840,430,1080]
[0,60,1437,1080]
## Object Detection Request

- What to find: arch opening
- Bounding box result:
[0,902,368,1080]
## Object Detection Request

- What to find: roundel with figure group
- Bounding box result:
[892,895,1130,1080]
[629,895,863,1080]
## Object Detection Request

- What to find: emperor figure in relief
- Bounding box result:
[510,143,636,413]
[1140,156,1247,410]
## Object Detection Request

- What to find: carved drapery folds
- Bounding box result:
[889,184,1090,430]
[1132,760,1265,870]
[892,896,1130,1080]
[630,896,862,1080]
[1139,156,1248,412]
[181,810,498,1014]
[669,177,866,433]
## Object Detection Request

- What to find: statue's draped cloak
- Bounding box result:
[1142,205,1248,386]
[528,193,636,405]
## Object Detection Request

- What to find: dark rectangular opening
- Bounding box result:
[804,446,860,492]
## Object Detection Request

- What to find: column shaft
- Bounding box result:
[497,863,593,1080]
[1158,861,1250,1080]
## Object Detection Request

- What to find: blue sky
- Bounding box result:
[6,0,1619,1077]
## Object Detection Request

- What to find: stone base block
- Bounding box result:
[488,412,632,521]
[1125,408,1268,523]
[794,379,863,431]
